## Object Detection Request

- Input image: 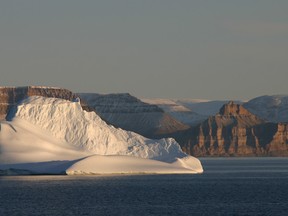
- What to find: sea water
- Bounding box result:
[1,158,288,216]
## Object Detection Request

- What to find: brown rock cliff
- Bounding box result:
[267,123,288,156]
[179,102,287,156]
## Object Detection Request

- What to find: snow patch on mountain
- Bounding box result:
[243,95,288,123]
[141,99,209,126]
[142,98,244,126]
[176,100,237,116]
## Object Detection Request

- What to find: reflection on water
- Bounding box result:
[1,158,288,216]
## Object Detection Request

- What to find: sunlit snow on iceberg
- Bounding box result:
[0,96,203,175]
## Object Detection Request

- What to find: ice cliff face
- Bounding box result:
[78,93,189,138]
[10,96,187,161]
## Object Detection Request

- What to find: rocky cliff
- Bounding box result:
[267,123,288,156]
[78,93,190,138]
[0,86,93,120]
[179,102,288,156]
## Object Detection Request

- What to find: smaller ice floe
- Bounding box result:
[65,155,202,175]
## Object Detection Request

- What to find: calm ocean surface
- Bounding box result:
[1,158,288,216]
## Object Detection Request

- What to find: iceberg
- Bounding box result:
[0,96,203,175]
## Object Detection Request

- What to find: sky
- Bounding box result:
[0,0,288,100]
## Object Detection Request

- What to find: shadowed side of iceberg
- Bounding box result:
[0,159,82,175]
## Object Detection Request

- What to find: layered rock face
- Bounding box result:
[180,102,288,156]
[78,93,190,138]
[0,86,93,120]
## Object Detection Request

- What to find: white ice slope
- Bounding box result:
[12,97,183,160]
[141,98,218,126]
[0,118,88,164]
[0,96,203,174]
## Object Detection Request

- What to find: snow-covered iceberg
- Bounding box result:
[0,96,203,175]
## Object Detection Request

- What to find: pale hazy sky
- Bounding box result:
[1,1,288,100]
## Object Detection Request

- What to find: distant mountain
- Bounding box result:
[243,95,288,123]
[176,99,243,116]
[179,101,288,156]
[78,93,189,138]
